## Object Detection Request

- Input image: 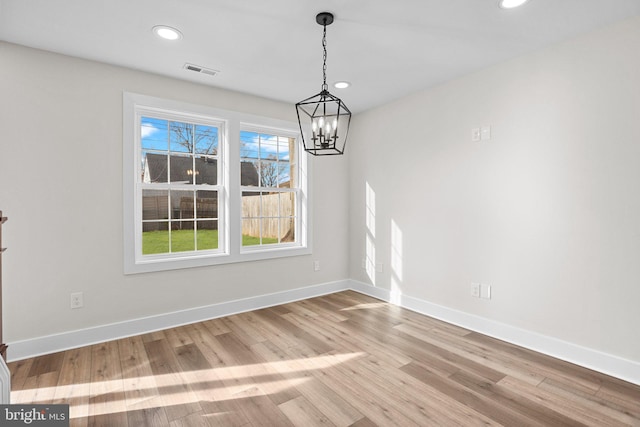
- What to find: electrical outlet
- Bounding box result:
[471,282,481,298]
[376,263,384,273]
[313,260,320,271]
[70,292,83,309]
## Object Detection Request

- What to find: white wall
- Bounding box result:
[0,42,349,349]
[349,16,640,363]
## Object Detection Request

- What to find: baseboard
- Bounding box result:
[350,279,640,386]
[7,280,350,362]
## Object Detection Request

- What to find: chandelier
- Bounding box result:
[296,12,352,156]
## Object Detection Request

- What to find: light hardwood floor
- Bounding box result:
[9,291,640,426]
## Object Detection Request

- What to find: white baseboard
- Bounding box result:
[350,279,640,387]
[8,278,639,387]
[7,280,350,362]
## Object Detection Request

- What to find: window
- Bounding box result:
[140,116,223,256]
[240,129,298,249]
[123,93,310,274]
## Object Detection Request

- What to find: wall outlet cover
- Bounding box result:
[471,282,481,298]
[70,292,83,309]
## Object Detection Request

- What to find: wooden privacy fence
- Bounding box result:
[178,197,217,229]
[142,193,294,239]
[242,192,295,240]
[142,195,218,231]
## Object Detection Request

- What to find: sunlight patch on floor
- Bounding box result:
[340,302,388,311]
[11,351,366,419]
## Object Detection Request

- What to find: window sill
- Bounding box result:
[124,245,311,274]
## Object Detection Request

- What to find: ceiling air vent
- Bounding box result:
[184,63,219,77]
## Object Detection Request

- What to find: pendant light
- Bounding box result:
[296,12,352,156]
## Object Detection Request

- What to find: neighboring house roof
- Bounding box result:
[144,153,259,186]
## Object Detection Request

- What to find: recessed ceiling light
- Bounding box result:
[499,0,530,9]
[334,81,351,89]
[153,25,182,41]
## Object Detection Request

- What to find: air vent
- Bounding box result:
[183,63,219,77]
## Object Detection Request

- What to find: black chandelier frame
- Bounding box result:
[296,12,352,156]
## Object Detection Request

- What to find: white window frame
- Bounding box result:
[137,109,226,261]
[123,92,311,274]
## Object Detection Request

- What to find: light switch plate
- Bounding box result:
[472,128,481,142]
[481,126,491,140]
[481,284,492,300]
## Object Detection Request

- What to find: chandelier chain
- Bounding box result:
[322,23,328,91]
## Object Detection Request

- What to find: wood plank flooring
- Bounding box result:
[9,291,640,426]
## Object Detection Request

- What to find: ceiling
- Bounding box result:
[2,0,640,113]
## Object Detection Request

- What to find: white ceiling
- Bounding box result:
[1,0,640,113]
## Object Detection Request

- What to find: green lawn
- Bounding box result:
[142,229,278,254]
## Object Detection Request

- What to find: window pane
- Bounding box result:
[242,191,261,218]
[196,190,217,219]
[142,221,169,232]
[262,218,279,245]
[143,189,169,220]
[280,217,295,242]
[143,152,168,183]
[258,160,280,188]
[169,121,192,153]
[261,192,279,218]
[242,218,261,246]
[171,190,194,220]
[280,192,295,217]
[287,158,297,188]
[141,117,168,151]
[194,125,218,155]
[197,220,218,250]
[195,157,217,185]
[170,155,194,184]
[241,161,259,186]
[240,131,259,160]
[260,134,278,159]
[277,161,291,188]
[278,136,291,161]
[171,223,195,252]
[142,226,169,254]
